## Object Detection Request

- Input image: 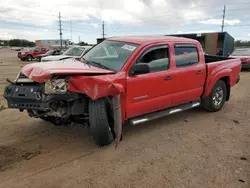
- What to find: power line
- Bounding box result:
[221,5,226,32]
[58,12,63,49]
[102,21,106,39]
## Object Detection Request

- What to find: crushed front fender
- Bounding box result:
[68,72,126,100]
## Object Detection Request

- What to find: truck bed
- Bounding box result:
[205,55,233,64]
[203,56,241,98]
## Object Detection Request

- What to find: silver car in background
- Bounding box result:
[41,45,92,62]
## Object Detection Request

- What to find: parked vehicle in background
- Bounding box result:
[36,49,62,62]
[4,36,241,147]
[11,47,22,51]
[229,47,250,69]
[18,47,48,61]
[41,46,92,62]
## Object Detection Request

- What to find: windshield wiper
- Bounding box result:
[79,58,115,72]
[79,57,91,68]
[89,61,111,70]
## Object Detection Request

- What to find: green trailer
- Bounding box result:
[166,32,234,56]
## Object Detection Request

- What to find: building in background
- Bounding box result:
[166,32,234,56]
[96,38,106,44]
[35,39,71,49]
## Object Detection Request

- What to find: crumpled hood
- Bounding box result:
[21,58,113,83]
[41,55,75,61]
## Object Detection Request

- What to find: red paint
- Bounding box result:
[21,36,241,123]
[68,72,126,100]
[18,47,48,59]
[230,55,250,65]
[22,59,113,83]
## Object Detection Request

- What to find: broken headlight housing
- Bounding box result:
[14,72,34,83]
[45,77,68,94]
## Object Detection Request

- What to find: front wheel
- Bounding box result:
[26,55,33,61]
[202,80,227,112]
[89,98,114,147]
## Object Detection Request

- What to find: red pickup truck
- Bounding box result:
[4,36,241,147]
[18,47,48,61]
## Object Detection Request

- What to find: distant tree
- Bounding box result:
[0,40,9,46]
[7,39,35,47]
[78,41,90,46]
[234,40,250,47]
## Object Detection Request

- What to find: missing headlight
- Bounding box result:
[45,77,68,94]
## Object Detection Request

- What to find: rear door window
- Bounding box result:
[174,45,199,67]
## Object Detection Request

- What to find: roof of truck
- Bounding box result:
[107,35,198,45]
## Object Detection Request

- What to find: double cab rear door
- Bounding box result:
[126,42,206,118]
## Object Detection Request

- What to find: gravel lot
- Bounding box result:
[0,48,249,188]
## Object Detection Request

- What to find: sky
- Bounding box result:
[0,0,250,44]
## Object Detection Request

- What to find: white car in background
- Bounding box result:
[41,45,92,62]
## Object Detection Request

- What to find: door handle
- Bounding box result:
[164,76,172,81]
[196,70,203,75]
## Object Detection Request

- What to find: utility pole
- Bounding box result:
[102,21,105,39]
[58,12,63,50]
[221,5,226,32]
[70,19,72,41]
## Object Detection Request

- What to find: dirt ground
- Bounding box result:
[0,48,249,188]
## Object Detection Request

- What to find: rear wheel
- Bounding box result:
[202,80,227,112]
[89,98,114,147]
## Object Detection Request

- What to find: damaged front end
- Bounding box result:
[4,71,125,147]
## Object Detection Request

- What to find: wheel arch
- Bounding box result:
[219,76,230,101]
[203,69,231,99]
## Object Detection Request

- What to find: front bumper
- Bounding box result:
[18,54,26,59]
[3,83,79,111]
[0,99,8,112]
[4,83,49,111]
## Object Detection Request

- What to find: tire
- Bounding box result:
[89,98,114,147]
[202,80,227,112]
[26,55,33,61]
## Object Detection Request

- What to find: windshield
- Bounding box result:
[231,48,250,56]
[46,50,54,55]
[63,47,85,56]
[83,40,139,71]
[26,47,35,51]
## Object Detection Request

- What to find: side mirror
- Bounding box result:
[132,63,150,75]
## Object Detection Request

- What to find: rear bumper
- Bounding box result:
[236,75,240,84]
[241,63,250,69]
